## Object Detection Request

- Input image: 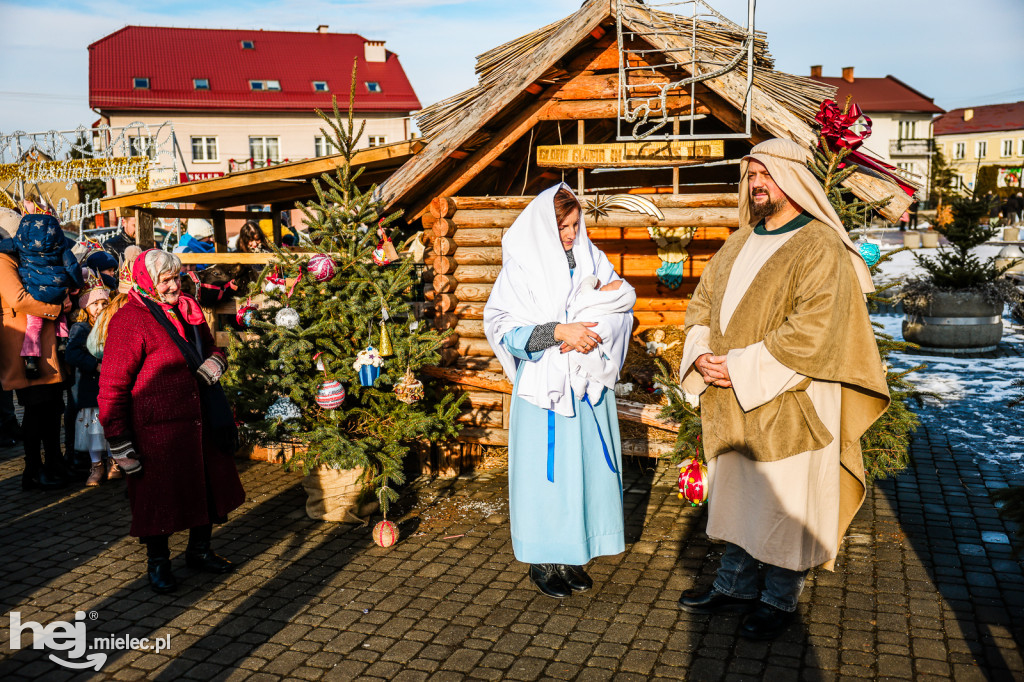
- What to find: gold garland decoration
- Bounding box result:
[0,156,151,185]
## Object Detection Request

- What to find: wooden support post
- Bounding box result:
[577,120,585,196]
[212,211,228,253]
[136,208,156,250]
[437,443,460,478]
[672,116,680,194]
[502,394,511,430]
[271,202,286,246]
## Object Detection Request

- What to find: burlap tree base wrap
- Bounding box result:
[301,467,379,523]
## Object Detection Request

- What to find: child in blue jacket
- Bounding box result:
[0,214,84,378]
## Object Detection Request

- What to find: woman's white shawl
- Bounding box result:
[484,183,635,417]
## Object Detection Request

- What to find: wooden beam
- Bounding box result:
[212,212,228,253]
[577,120,585,195]
[554,72,676,101]
[101,140,422,210]
[136,209,156,250]
[176,252,277,265]
[407,86,561,220]
[142,208,273,220]
[538,98,707,121]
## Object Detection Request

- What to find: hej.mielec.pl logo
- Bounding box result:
[8,610,171,671]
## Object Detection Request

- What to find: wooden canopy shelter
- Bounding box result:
[375,0,916,462]
[100,139,424,249]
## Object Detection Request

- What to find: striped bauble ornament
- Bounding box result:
[315,380,345,409]
[372,520,399,547]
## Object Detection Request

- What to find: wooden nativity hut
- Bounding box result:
[380,0,913,470]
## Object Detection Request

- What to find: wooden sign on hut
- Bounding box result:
[381,0,913,471]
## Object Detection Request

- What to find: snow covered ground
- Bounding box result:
[872,313,1024,474]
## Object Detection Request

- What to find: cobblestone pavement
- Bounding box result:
[1,423,1022,681]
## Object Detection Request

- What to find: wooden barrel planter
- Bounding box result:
[902,290,1004,353]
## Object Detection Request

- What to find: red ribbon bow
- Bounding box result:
[815,99,915,197]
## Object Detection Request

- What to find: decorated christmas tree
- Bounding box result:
[223,71,463,515]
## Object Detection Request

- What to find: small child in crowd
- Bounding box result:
[0,214,84,378]
[67,269,114,485]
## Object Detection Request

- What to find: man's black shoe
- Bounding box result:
[21,470,65,491]
[554,564,593,592]
[678,588,756,614]
[185,549,235,574]
[528,564,572,598]
[739,603,795,640]
[147,558,178,594]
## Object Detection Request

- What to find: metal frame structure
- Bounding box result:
[615,0,755,141]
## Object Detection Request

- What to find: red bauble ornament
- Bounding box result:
[236,304,256,327]
[677,457,709,507]
[307,254,337,282]
[372,520,399,547]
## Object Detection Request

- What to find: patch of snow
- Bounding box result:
[872,312,1024,474]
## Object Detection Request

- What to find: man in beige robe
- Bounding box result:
[677,138,890,640]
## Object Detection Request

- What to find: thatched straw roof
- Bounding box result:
[382,0,913,221]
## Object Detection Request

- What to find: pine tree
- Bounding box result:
[223,66,464,515]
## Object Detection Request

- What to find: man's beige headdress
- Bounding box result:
[739,138,874,294]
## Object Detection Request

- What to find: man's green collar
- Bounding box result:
[753,211,814,235]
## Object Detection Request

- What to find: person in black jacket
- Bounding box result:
[66,269,111,486]
[103,215,137,261]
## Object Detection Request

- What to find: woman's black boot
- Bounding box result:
[147,557,178,594]
[555,564,593,592]
[143,535,177,594]
[185,525,234,574]
[528,564,572,598]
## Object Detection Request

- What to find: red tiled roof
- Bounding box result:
[811,75,944,114]
[89,26,421,113]
[933,101,1024,136]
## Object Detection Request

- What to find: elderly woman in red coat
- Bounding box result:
[99,249,245,594]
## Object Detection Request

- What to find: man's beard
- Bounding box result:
[749,192,787,220]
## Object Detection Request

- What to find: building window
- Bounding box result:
[897,162,916,175]
[365,82,382,93]
[1002,139,1014,157]
[898,120,916,139]
[241,40,255,49]
[249,136,280,167]
[191,136,218,162]
[314,136,338,157]
[367,135,387,147]
[133,77,150,89]
[128,136,157,160]
[193,78,210,90]
[953,142,966,160]
[976,141,987,159]
[313,81,329,92]
[249,80,280,91]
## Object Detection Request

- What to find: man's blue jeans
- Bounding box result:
[712,542,807,612]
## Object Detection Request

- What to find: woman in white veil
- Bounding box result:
[484,184,634,598]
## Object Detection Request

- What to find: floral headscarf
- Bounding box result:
[130,249,206,338]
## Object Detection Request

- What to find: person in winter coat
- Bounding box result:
[0,214,84,378]
[0,211,69,490]
[67,269,111,486]
[98,249,245,594]
[103,214,137,261]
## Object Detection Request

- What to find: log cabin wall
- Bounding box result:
[421,192,739,454]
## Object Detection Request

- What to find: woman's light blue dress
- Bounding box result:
[501,325,625,565]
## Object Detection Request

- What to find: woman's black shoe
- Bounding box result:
[185,548,235,574]
[528,564,572,598]
[739,603,795,640]
[21,470,66,491]
[554,564,593,592]
[147,558,178,594]
[678,588,756,614]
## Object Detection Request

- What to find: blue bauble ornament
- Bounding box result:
[859,241,881,267]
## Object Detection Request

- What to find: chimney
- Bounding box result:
[316,24,329,34]
[964,108,974,122]
[810,65,822,78]
[841,66,854,83]
[364,40,386,63]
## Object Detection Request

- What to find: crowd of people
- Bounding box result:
[0,207,254,593]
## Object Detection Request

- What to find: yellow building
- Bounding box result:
[933,101,1024,191]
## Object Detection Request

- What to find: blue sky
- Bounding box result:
[1,0,1022,134]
